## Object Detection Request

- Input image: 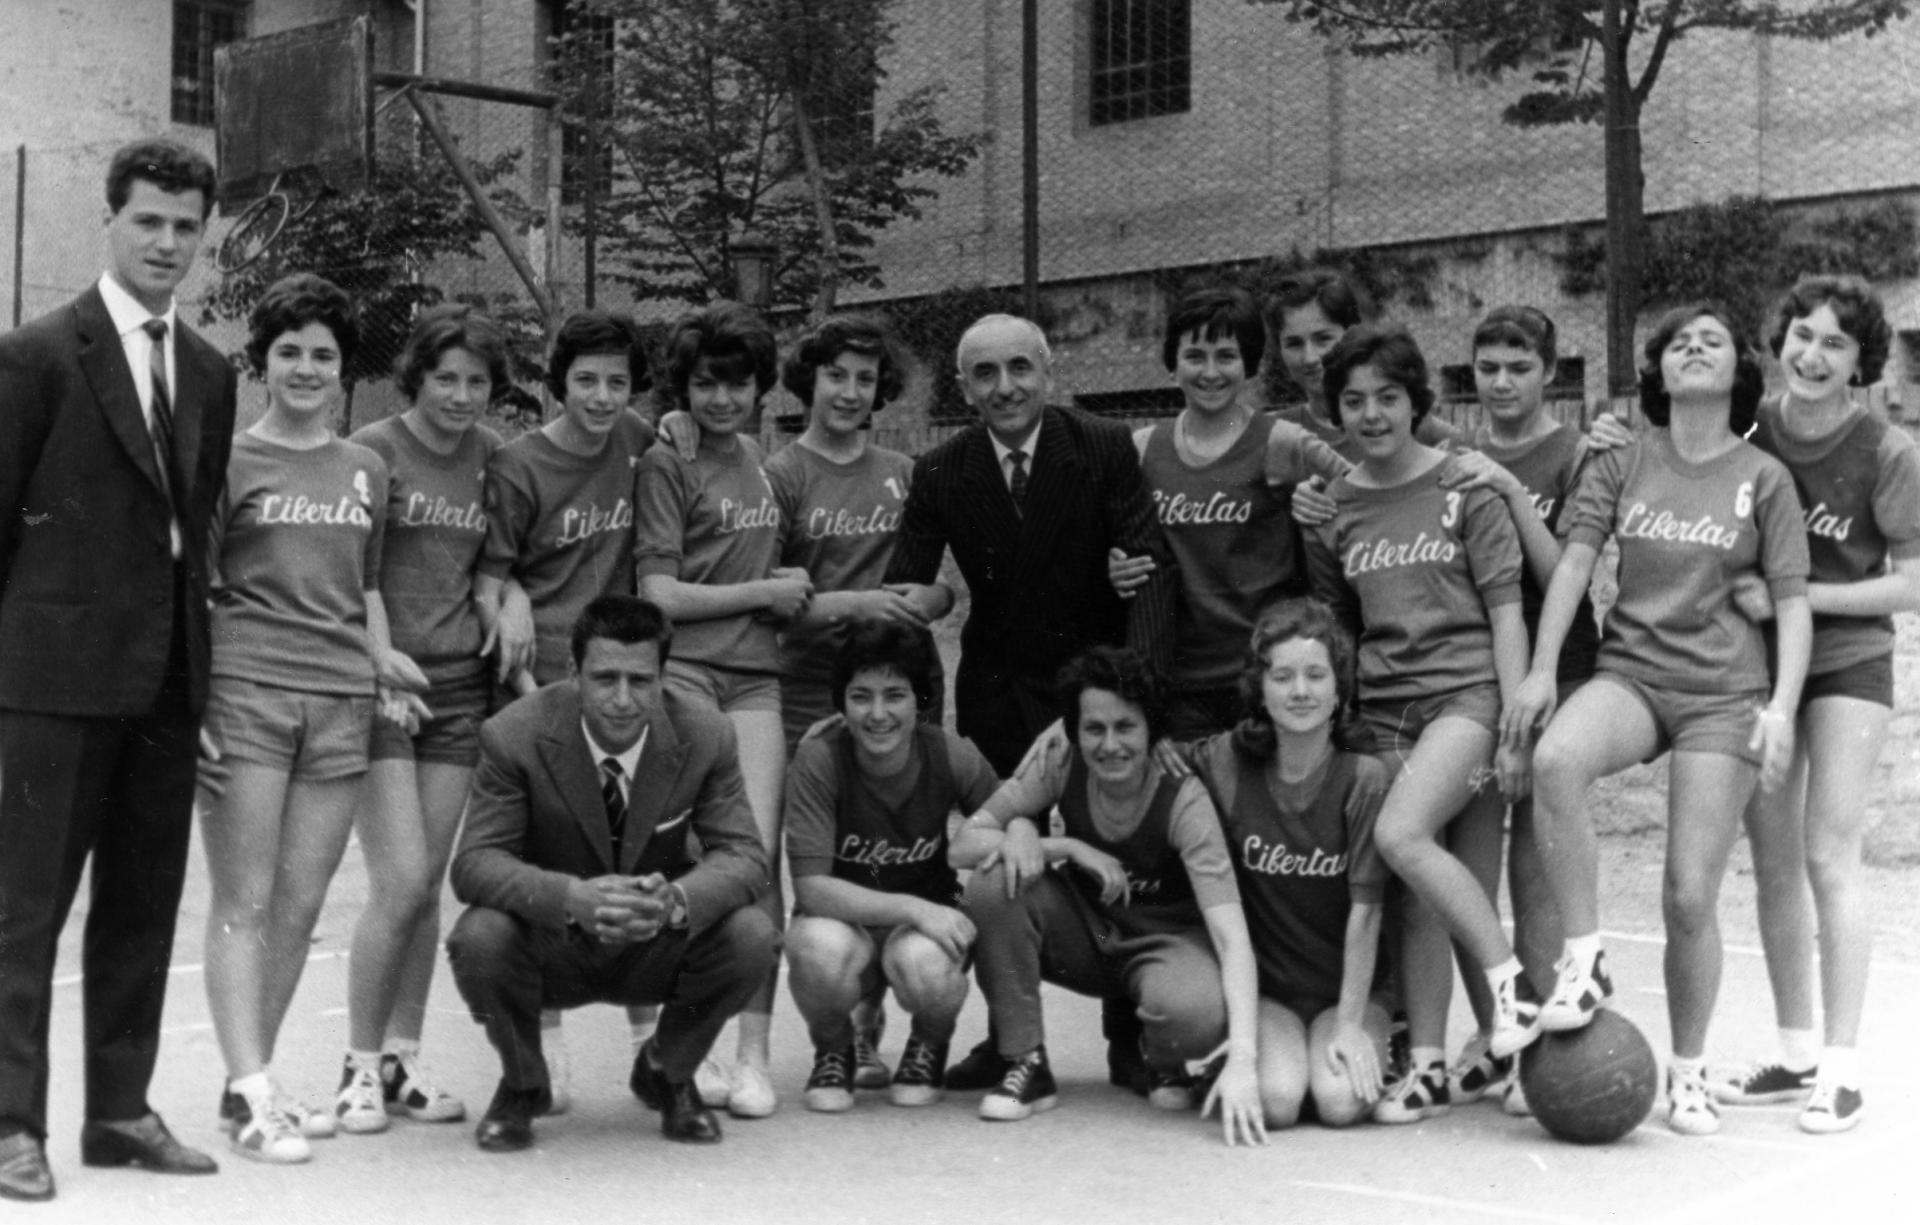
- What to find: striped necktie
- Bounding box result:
[1008,448,1029,513]
[601,757,628,860]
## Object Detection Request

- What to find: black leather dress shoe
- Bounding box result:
[0,1132,54,1202]
[943,1038,1010,1092]
[630,1041,722,1144]
[80,1113,218,1175]
[474,1083,544,1153]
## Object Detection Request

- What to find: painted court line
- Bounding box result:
[1290,1180,1597,1225]
[1641,1121,1914,1225]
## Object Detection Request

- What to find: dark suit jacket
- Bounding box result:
[0,286,237,716]
[452,683,768,937]
[884,405,1175,762]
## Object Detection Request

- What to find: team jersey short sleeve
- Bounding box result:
[1165,775,1241,910]
[782,736,842,880]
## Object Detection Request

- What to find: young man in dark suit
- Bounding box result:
[0,138,236,1202]
[446,596,778,1152]
[883,313,1177,1092]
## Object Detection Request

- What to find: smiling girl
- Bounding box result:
[1301,323,1541,1125]
[1506,303,1812,1136]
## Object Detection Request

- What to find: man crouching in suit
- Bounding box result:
[447,595,778,1151]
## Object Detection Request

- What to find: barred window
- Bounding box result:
[1089,0,1191,127]
[171,0,247,127]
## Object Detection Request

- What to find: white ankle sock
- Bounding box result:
[1411,1046,1444,1073]
[1820,1047,1860,1087]
[1485,957,1524,993]
[1564,934,1602,967]
[347,1049,382,1072]
[1779,1027,1819,1072]
[230,1071,273,1109]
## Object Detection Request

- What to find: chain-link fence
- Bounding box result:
[11,2,1920,449]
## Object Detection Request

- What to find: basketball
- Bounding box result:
[1519,1011,1659,1145]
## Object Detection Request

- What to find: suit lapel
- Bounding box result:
[536,700,616,873]
[73,289,169,500]
[959,426,1023,550]
[1010,409,1079,573]
[623,709,689,872]
[170,326,214,502]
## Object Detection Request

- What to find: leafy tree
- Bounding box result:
[551,0,984,319]
[1257,1,1910,390]
[202,147,539,401]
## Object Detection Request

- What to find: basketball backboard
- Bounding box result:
[214,15,373,205]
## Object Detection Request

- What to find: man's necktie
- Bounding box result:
[601,757,628,861]
[140,318,180,511]
[1008,448,1029,513]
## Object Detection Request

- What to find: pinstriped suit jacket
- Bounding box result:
[884,405,1176,772]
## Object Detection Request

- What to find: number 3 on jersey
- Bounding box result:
[1441,490,1462,530]
[1734,480,1753,520]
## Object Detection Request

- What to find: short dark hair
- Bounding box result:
[245,273,360,374]
[397,303,511,401]
[1472,305,1559,369]
[1322,322,1436,427]
[780,314,907,408]
[544,310,649,401]
[1056,646,1166,745]
[1266,267,1370,334]
[106,138,217,219]
[1232,598,1363,760]
[831,621,937,714]
[1162,286,1266,377]
[1768,274,1891,387]
[662,300,779,409]
[1637,302,1766,434]
[570,595,674,668]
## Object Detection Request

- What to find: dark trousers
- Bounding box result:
[0,604,198,1139]
[966,867,1225,1069]
[447,904,778,1093]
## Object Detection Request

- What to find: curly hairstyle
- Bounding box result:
[1768,274,1891,387]
[396,303,511,402]
[1637,302,1766,435]
[831,621,937,715]
[661,300,779,409]
[1231,598,1362,761]
[1162,285,1267,377]
[1055,646,1166,746]
[106,138,216,218]
[544,310,648,401]
[1321,322,1436,428]
[780,313,907,409]
[245,273,359,374]
[1471,304,1559,370]
[1266,267,1371,333]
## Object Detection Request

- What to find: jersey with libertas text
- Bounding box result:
[1469,424,1600,686]
[766,440,915,685]
[633,433,784,674]
[1750,399,1920,675]
[1137,414,1346,692]
[212,432,388,695]
[479,411,656,685]
[1054,751,1204,936]
[1304,466,1523,703]
[351,415,500,687]
[1563,431,1809,694]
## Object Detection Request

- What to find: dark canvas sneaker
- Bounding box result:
[1711,1062,1817,1106]
[888,1035,948,1107]
[803,1046,856,1114]
[979,1048,1059,1122]
[853,1030,892,1092]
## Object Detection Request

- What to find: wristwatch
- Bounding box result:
[665,884,690,932]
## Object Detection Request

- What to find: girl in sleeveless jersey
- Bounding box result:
[784,623,998,1112]
[1106,287,1348,738]
[1183,599,1393,1128]
[1301,323,1542,1126]
[634,302,811,1118]
[1432,307,1600,1115]
[1710,278,1919,1133]
[473,309,658,1111]
[1505,303,1812,1136]
[199,275,407,1164]
[951,647,1267,1145]
[332,306,511,1135]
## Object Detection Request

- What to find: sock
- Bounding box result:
[1485,957,1524,993]
[629,1016,658,1055]
[1820,1047,1859,1087]
[1564,933,1602,969]
[1779,1028,1819,1073]
[540,1009,564,1032]
[1669,1054,1704,1081]
[230,1071,273,1110]
[384,1037,421,1058]
[347,1048,382,1072]
[1411,1046,1444,1074]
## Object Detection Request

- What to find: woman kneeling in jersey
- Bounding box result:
[952,647,1265,1145]
[784,624,1000,1111]
[1181,599,1392,1128]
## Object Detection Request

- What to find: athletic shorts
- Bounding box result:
[368,668,490,767]
[664,659,781,715]
[1358,682,1501,755]
[1801,653,1893,711]
[203,675,373,781]
[1586,671,1768,766]
[1261,985,1338,1026]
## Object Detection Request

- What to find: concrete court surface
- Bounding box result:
[14,825,1919,1225]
